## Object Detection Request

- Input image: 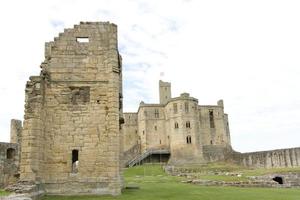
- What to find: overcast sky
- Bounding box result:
[0,0,299,153]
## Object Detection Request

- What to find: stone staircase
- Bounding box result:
[126,148,170,167]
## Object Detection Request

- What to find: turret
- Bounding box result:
[159,80,171,104]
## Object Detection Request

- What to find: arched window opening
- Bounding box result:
[186,136,192,144]
[6,148,16,159]
[186,121,191,128]
[175,122,179,129]
[72,150,79,173]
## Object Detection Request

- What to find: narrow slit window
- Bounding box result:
[209,110,215,128]
[72,150,79,173]
[76,37,89,43]
[185,102,189,113]
[154,109,159,118]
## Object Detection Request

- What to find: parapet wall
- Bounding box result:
[232,147,300,168]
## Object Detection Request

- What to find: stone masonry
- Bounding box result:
[0,142,19,188]
[1,21,300,195]
[18,22,123,195]
[123,80,232,165]
[0,120,21,188]
[122,81,300,168]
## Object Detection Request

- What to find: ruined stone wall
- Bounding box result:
[0,142,19,188]
[10,119,22,144]
[233,148,300,168]
[20,22,122,195]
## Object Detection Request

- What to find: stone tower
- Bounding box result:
[20,22,123,195]
[159,80,171,104]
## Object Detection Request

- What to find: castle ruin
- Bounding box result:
[0,22,300,197]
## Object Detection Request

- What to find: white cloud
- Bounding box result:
[0,0,299,153]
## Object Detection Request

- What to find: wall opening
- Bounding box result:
[272,176,283,184]
[186,136,192,144]
[154,109,159,118]
[72,150,79,173]
[209,110,215,128]
[76,37,89,43]
[174,122,179,129]
[186,121,191,128]
[6,148,16,159]
[185,102,189,113]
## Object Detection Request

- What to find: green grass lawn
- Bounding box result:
[41,164,300,200]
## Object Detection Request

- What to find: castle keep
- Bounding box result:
[123,81,232,166]
[123,81,300,168]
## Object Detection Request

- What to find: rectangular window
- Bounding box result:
[76,37,89,43]
[154,109,159,118]
[185,102,189,113]
[173,103,178,114]
[209,110,215,128]
[72,150,79,173]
